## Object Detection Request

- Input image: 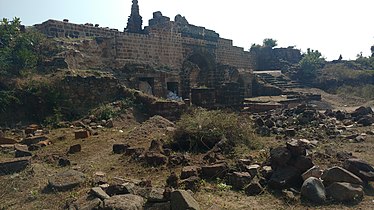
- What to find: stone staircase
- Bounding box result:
[255,72,303,89]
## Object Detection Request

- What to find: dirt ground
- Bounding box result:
[1,92,374,210]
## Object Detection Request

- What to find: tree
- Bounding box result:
[0,17,59,76]
[298,48,325,79]
[371,45,374,57]
[263,38,278,48]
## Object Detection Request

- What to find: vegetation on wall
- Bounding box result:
[0,17,59,76]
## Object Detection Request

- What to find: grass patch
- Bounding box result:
[336,84,374,100]
[172,108,255,152]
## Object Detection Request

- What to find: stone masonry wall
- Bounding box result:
[35,19,254,70]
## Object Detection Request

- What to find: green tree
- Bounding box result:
[298,48,325,79]
[0,17,58,76]
[263,38,278,48]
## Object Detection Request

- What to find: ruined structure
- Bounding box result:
[35,1,254,107]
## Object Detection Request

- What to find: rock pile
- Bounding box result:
[68,175,201,210]
[253,105,374,140]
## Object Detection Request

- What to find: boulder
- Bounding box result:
[301,177,326,204]
[286,139,306,157]
[113,144,129,154]
[302,166,323,181]
[180,176,201,192]
[293,156,314,173]
[243,164,260,177]
[135,187,166,202]
[0,157,31,175]
[58,157,71,167]
[321,166,363,186]
[270,147,291,169]
[228,172,252,190]
[145,202,171,210]
[145,151,168,166]
[14,144,32,157]
[284,129,296,137]
[0,137,17,145]
[268,166,302,189]
[74,130,90,139]
[201,163,229,179]
[20,136,48,146]
[48,170,85,191]
[180,166,201,179]
[351,106,373,118]
[170,190,200,210]
[244,181,263,196]
[91,187,110,200]
[166,172,179,189]
[260,166,273,179]
[343,158,374,183]
[326,182,364,202]
[68,144,82,154]
[104,194,145,210]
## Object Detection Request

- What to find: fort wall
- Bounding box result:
[35,19,254,70]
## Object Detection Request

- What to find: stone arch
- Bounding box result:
[181,51,216,99]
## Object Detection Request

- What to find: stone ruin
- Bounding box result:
[34,0,255,108]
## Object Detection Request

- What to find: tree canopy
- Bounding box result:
[298,48,325,79]
[0,17,58,76]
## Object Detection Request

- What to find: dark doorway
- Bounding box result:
[167,82,179,95]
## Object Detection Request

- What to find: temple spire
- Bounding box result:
[125,0,143,33]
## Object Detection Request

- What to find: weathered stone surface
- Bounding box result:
[201,163,229,179]
[0,157,31,175]
[321,166,363,186]
[136,187,165,202]
[166,172,179,189]
[302,166,323,181]
[113,144,129,154]
[170,190,200,210]
[228,172,252,190]
[48,170,85,191]
[91,187,110,200]
[145,151,167,166]
[343,158,374,182]
[14,144,32,157]
[270,147,291,168]
[68,144,82,154]
[104,194,145,210]
[260,166,273,179]
[244,164,260,177]
[75,130,90,139]
[301,177,326,204]
[286,139,306,157]
[284,128,296,137]
[268,166,302,189]
[293,156,314,173]
[244,181,263,196]
[58,157,71,167]
[180,166,201,179]
[69,197,103,210]
[180,176,201,192]
[20,135,48,146]
[326,182,364,202]
[145,202,170,210]
[0,137,17,145]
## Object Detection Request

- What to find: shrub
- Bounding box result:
[172,108,254,152]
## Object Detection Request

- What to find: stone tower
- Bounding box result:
[125,0,143,33]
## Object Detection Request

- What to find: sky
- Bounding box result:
[1,0,373,60]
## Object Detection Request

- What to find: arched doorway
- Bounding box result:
[181,51,216,99]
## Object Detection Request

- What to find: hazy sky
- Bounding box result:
[1,0,373,60]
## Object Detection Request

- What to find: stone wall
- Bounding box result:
[35,19,254,70]
[58,75,123,115]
